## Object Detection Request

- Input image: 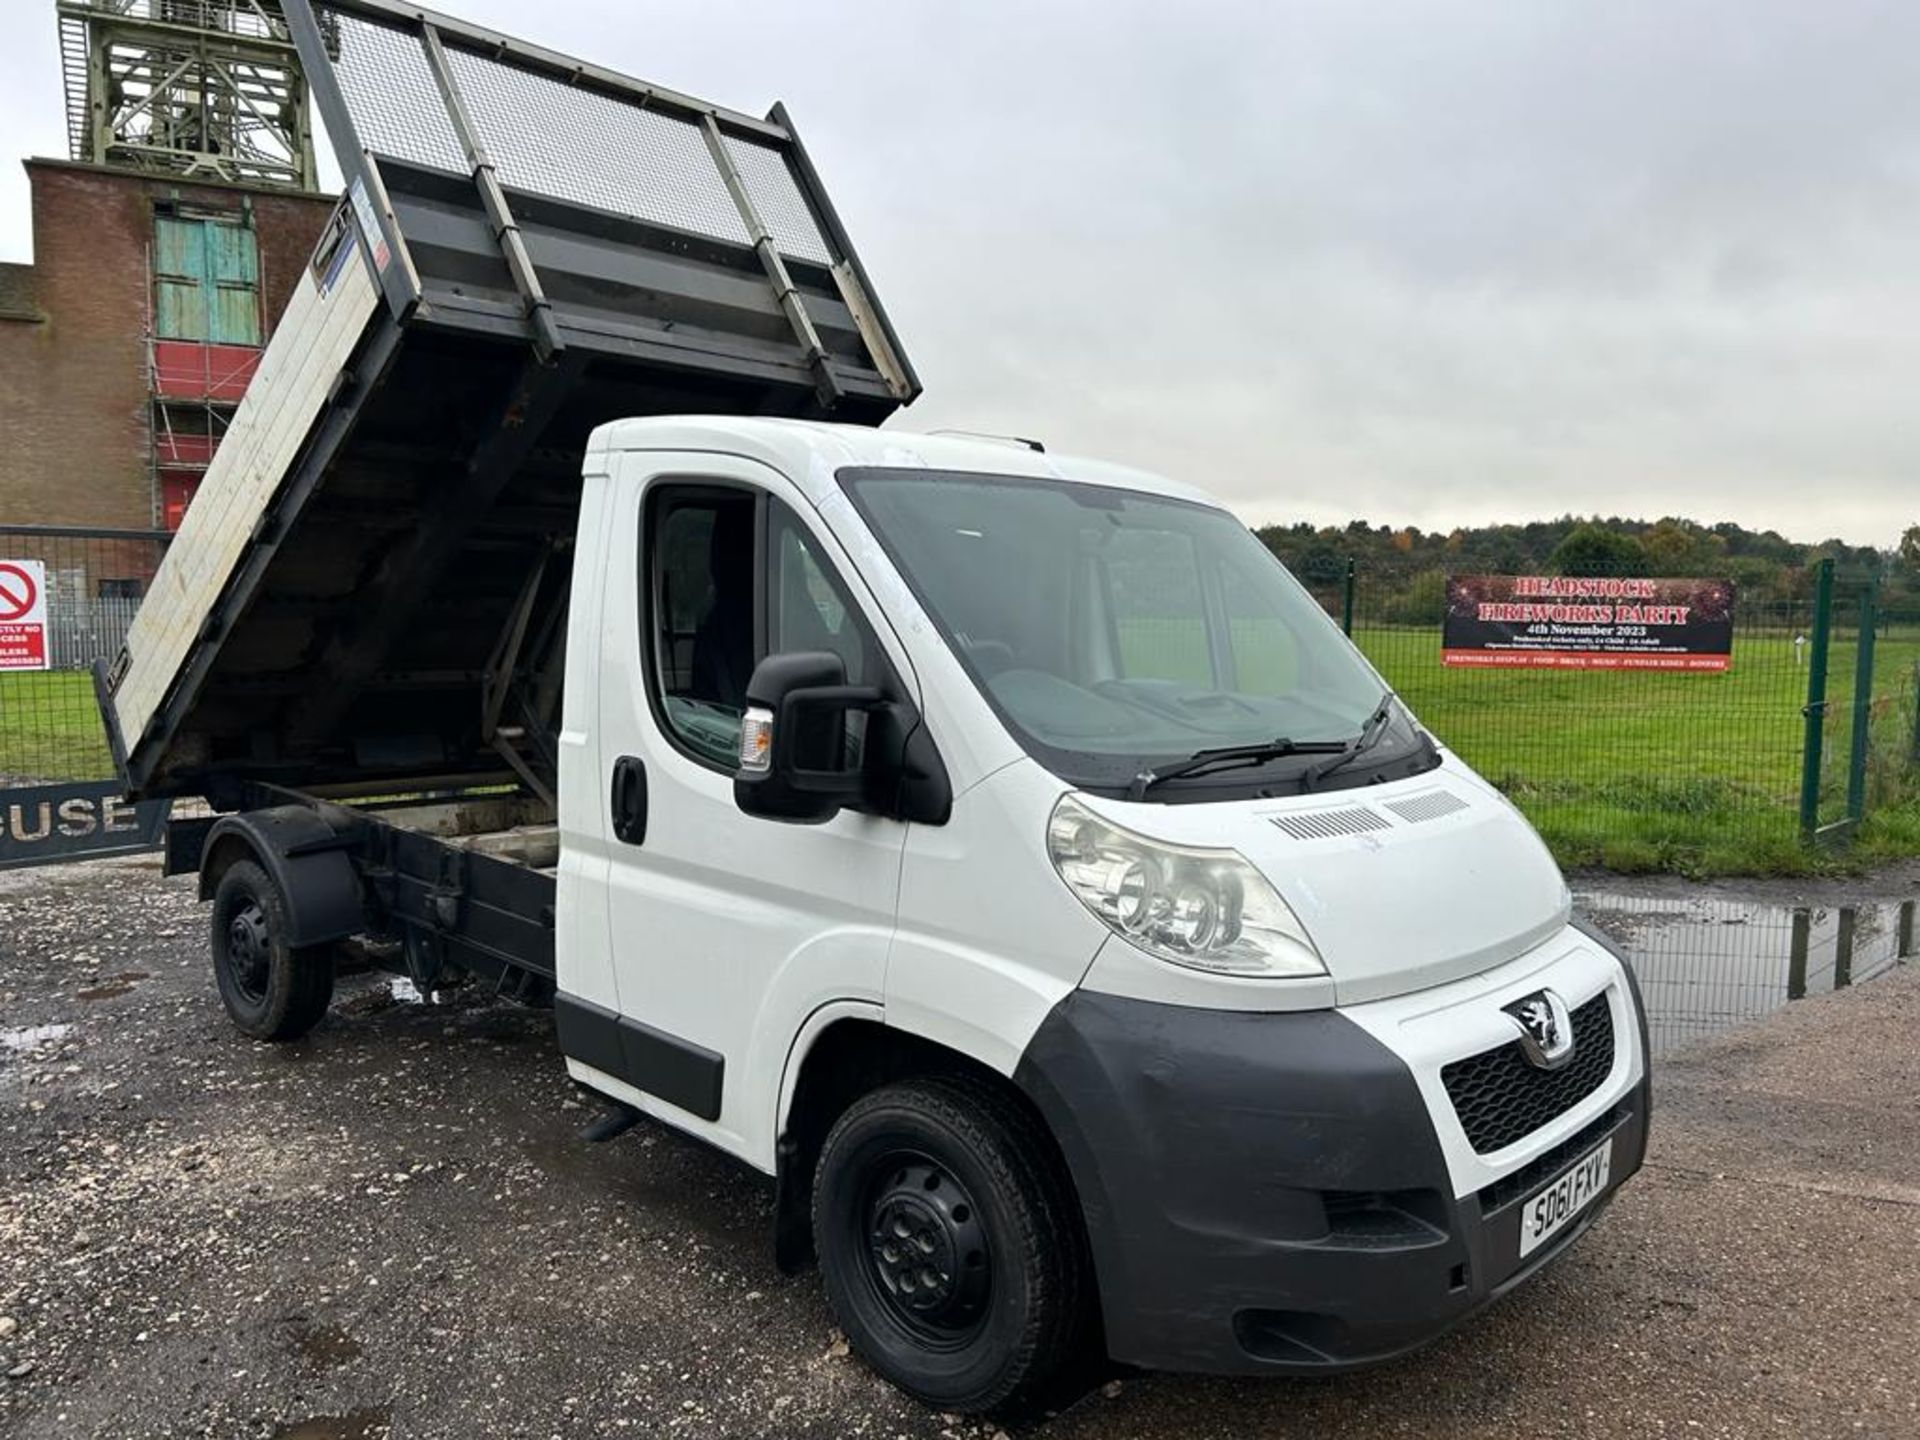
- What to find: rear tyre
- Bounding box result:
[813,1075,1087,1415]
[209,859,334,1041]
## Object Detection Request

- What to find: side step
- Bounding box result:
[581,1100,643,1144]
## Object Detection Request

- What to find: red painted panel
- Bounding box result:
[154,431,217,468]
[152,340,261,401]
[160,469,200,531]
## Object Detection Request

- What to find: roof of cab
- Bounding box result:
[587,416,1225,511]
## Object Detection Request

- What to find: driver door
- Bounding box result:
[592,452,912,1165]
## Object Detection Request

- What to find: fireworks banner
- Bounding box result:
[1442,575,1735,671]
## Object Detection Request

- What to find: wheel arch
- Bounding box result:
[772,1012,1098,1312]
[198,806,366,948]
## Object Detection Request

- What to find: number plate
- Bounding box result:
[1518,1137,1612,1258]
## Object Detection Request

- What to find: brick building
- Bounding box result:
[0,160,333,533]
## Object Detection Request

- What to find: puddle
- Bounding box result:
[0,1023,73,1054]
[388,976,473,1007]
[76,971,150,1002]
[1574,889,1915,1054]
[331,974,430,1019]
[285,1317,363,1370]
[272,1409,389,1440]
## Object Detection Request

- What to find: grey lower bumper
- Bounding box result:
[1013,990,1650,1374]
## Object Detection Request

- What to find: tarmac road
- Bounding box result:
[1,856,1916,1439]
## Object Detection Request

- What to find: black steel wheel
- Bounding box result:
[860,1150,994,1347]
[813,1075,1089,1415]
[223,896,273,1006]
[209,859,334,1041]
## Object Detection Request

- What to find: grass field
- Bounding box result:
[0,669,114,783]
[6,621,1920,875]
[1118,615,1920,875]
[1356,623,1920,874]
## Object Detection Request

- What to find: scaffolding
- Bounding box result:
[58,0,320,190]
[141,224,258,530]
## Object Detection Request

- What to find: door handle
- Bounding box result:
[610,755,648,845]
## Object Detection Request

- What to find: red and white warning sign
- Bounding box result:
[0,559,50,671]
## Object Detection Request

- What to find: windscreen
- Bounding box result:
[842,469,1418,794]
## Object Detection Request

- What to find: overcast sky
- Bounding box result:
[3,0,1917,546]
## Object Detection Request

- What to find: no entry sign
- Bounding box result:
[0,559,49,671]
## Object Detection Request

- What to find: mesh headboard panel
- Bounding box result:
[316,2,831,264]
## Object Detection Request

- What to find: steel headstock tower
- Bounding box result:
[58,0,319,190]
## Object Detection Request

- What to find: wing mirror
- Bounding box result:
[733,651,954,826]
[733,651,884,823]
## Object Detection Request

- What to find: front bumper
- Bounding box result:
[1012,943,1651,1374]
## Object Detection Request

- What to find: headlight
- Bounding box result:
[1046,795,1326,979]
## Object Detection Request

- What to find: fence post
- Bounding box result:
[1899,900,1915,959]
[1834,907,1855,989]
[1787,907,1811,1000]
[1341,557,1355,638]
[1798,558,1834,844]
[1845,582,1878,824]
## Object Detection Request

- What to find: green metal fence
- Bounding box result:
[1314,554,1920,872]
[0,526,171,786]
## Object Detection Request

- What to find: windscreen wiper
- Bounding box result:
[1128,736,1349,801]
[1299,693,1397,793]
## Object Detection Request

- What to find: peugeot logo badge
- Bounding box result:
[1502,989,1576,1070]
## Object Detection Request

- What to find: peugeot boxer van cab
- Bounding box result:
[167,419,1648,1416]
[552,419,1651,1408]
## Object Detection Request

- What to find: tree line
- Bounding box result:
[1257,515,1920,621]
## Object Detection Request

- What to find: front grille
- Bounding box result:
[1442,993,1616,1154]
[1477,1104,1626,1211]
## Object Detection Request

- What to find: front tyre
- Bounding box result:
[209,859,334,1041]
[813,1076,1088,1415]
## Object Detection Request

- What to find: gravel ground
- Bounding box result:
[1,856,1916,1439]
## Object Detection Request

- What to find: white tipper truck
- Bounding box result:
[100,0,1649,1415]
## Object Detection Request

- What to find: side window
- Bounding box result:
[769,501,871,684]
[648,489,758,768]
[1219,558,1303,698]
[645,486,885,772]
[1102,528,1215,688]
